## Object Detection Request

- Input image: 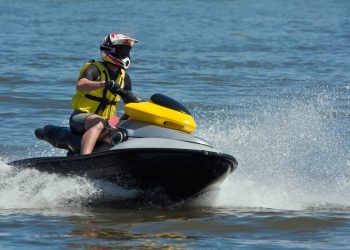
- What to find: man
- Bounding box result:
[70,33,140,155]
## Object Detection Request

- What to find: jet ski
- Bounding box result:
[9,93,238,202]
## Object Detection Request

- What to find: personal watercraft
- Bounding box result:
[10,94,238,202]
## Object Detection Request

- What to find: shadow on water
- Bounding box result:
[62,204,349,249]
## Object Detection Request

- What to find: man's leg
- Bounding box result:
[80,115,106,155]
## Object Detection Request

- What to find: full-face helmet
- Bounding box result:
[100,33,137,69]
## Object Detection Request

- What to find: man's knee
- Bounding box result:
[84,115,107,131]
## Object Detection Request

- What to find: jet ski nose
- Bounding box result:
[34,128,44,140]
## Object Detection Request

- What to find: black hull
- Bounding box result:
[10,149,237,202]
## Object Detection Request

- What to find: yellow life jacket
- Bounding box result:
[71,60,125,119]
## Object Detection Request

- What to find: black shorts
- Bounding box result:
[69,110,93,135]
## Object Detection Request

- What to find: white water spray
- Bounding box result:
[0,161,140,210]
[197,91,350,210]
[0,162,99,209]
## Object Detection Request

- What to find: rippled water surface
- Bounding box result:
[0,0,350,249]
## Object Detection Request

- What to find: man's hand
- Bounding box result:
[105,80,120,94]
[105,81,141,103]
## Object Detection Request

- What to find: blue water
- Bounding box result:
[1,0,350,249]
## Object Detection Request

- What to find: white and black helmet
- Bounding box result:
[100,33,138,69]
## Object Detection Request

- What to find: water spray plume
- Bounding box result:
[196,90,349,210]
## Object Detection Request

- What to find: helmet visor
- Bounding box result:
[111,45,132,59]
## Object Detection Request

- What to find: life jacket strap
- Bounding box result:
[85,69,118,115]
[84,94,117,105]
[85,94,117,114]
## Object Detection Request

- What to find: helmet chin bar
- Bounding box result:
[109,56,131,69]
[120,57,131,69]
[101,51,131,69]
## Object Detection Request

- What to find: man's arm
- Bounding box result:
[124,72,132,91]
[76,64,104,92]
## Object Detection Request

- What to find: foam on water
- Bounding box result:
[0,161,140,209]
[0,162,98,209]
[196,90,350,210]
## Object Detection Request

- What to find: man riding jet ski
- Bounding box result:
[70,32,140,155]
[10,93,238,203]
[9,33,238,203]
